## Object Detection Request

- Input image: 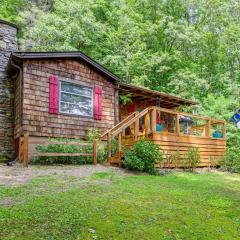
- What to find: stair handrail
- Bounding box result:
[101,111,138,140]
[111,107,153,137]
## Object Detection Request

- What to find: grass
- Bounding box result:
[1,171,240,239]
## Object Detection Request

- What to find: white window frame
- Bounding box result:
[59,80,94,117]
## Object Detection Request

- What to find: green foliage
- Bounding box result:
[221,148,240,173]
[87,128,101,142]
[164,151,181,168]
[96,142,108,164]
[119,93,132,105]
[86,129,109,163]
[1,171,240,239]
[3,0,240,154]
[0,0,28,22]
[0,154,10,163]
[34,140,93,165]
[183,147,200,171]
[124,139,163,175]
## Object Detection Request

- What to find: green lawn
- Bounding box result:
[1,170,240,240]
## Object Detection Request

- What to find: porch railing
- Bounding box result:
[102,106,226,163]
[19,132,98,167]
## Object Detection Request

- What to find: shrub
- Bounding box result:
[33,139,93,165]
[124,139,163,175]
[221,148,240,173]
[163,151,181,168]
[0,153,10,163]
[184,147,200,171]
[87,128,101,142]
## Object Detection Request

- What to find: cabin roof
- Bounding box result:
[9,51,196,107]
[9,51,120,83]
[119,83,197,108]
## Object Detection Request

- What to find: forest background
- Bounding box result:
[1,0,240,150]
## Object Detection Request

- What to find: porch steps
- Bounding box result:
[108,152,124,166]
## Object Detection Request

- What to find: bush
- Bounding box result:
[221,148,240,173]
[33,139,93,165]
[0,153,11,163]
[124,139,163,175]
[183,147,200,171]
[163,151,181,168]
[87,128,101,142]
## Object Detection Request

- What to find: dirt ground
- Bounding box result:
[0,163,222,187]
[0,163,128,186]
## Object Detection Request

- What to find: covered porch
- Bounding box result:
[121,107,226,167]
[102,84,226,167]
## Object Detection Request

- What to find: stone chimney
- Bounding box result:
[0,20,18,159]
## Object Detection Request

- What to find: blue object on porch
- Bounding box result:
[230,109,240,129]
[156,124,164,132]
[212,131,223,138]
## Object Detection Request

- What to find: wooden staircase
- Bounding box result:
[108,152,124,166]
[100,107,155,166]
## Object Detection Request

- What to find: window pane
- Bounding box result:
[61,92,91,104]
[60,81,93,117]
[61,82,92,97]
[60,99,92,116]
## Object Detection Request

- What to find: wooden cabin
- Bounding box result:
[6,52,226,167]
[1,20,226,167]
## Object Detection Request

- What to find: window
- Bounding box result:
[59,81,93,117]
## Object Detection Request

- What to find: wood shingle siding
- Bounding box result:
[14,75,21,138]
[21,59,118,139]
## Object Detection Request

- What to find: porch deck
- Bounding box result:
[102,107,227,168]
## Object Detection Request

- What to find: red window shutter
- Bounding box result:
[49,75,59,114]
[129,103,135,113]
[94,86,102,120]
[157,113,161,124]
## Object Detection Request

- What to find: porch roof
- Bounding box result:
[118,83,197,108]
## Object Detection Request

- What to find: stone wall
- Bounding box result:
[0,20,17,158]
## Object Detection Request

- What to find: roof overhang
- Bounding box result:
[8,51,120,83]
[118,83,197,108]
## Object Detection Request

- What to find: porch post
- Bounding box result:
[176,114,180,135]
[222,122,226,138]
[151,108,157,132]
[206,119,211,138]
[118,133,122,156]
[93,139,98,165]
[107,133,112,162]
[144,112,150,136]
[23,132,29,168]
[134,120,139,140]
